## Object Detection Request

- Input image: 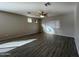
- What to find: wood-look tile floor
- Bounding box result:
[0,33,78,57]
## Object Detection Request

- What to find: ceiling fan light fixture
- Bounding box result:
[40,15,45,18]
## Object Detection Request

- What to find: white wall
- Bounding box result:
[42,12,75,37]
[58,12,75,37]
[74,3,79,55]
[0,12,39,40]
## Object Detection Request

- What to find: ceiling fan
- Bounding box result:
[27,11,48,18]
[27,2,51,18]
[38,11,48,18]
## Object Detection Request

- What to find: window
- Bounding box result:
[27,18,32,23]
[42,24,55,34]
[42,20,60,34]
[50,20,60,29]
[35,20,38,23]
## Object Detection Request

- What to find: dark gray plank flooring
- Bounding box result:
[0,33,78,57]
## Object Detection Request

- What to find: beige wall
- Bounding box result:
[0,12,39,40]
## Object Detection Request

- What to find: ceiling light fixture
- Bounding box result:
[39,11,47,18]
[40,15,45,18]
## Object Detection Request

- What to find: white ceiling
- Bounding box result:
[0,2,76,18]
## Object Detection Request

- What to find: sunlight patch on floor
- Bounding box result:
[0,39,36,53]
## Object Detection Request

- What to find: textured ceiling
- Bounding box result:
[0,2,76,18]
